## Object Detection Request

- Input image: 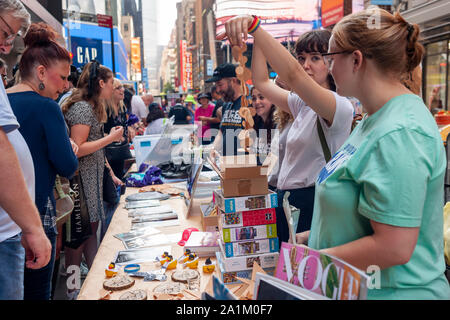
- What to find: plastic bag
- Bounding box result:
[444,202,450,265]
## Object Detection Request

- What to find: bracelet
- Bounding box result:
[248,15,261,34]
[124,264,140,273]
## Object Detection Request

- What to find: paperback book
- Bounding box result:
[213,189,278,213]
[215,250,279,272]
[275,242,370,300]
[221,224,277,243]
[220,238,279,258]
[218,208,276,229]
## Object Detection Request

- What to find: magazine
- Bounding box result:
[125,200,161,209]
[114,227,161,242]
[127,205,175,217]
[275,242,370,300]
[122,232,181,250]
[131,219,180,230]
[254,273,329,300]
[114,246,172,265]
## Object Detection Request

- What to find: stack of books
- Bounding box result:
[214,189,280,285]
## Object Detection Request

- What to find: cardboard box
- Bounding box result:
[200,204,219,232]
[221,224,277,243]
[213,189,278,213]
[220,176,268,198]
[219,238,279,258]
[216,250,279,272]
[218,208,277,229]
[208,154,277,197]
[216,251,276,284]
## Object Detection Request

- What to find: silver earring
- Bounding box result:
[38,82,45,90]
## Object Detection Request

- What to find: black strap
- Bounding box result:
[316,116,331,163]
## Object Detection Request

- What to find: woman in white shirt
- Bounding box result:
[145,103,167,135]
[249,29,354,242]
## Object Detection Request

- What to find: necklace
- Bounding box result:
[21,81,39,93]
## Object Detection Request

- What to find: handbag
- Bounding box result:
[54,175,75,229]
[105,141,132,163]
[64,172,92,249]
[316,116,331,163]
[103,165,119,205]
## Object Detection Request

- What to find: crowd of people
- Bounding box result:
[0,0,448,301]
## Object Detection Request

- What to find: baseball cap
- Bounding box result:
[197,92,211,101]
[205,63,238,83]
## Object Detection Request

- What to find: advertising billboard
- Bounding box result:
[180,40,187,92]
[180,40,193,92]
[321,0,344,28]
[215,0,320,41]
[131,37,141,71]
[71,36,103,68]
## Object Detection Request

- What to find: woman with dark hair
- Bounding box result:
[245,29,354,243]
[145,103,167,135]
[250,86,276,165]
[62,60,123,299]
[7,22,79,300]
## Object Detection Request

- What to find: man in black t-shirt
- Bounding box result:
[205,63,244,156]
[168,98,192,124]
[209,85,224,131]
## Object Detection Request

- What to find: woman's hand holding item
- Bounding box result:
[295,231,310,246]
[219,15,255,46]
[109,126,124,143]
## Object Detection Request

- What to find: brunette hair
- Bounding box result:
[332,8,424,81]
[294,29,336,91]
[251,86,276,141]
[146,104,165,125]
[62,60,113,123]
[19,23,71,81]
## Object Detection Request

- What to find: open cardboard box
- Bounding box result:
[207,153,277,198]
[200,203,219,232]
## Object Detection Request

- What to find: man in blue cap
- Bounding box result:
[205,63,244,156]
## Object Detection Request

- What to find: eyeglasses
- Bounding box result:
[0,15,19,45]
[115,86,124,90]
[321,51,352,66]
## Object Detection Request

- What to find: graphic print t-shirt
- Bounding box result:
[219,96,244,156]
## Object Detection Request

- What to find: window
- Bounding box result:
[425,40,448,110]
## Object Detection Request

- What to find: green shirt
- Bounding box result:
[309,94,450,300]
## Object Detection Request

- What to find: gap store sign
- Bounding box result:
[71,36,104,68]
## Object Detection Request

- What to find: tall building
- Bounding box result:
[63,0,129,80]
[160,28,178,92]
[122,0,144,74]
[142,0,159,94]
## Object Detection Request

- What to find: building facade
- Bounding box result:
[400,0,450,110]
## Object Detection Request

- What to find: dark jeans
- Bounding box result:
[101,200,120,242]
[275,186,315,244]
[24,228,57,300]
[109,158,125,180]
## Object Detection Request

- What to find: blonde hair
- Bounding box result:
[62,61,112,123]
[273,107,293,131]
[332,9,424,81]
[105,78,126,118]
